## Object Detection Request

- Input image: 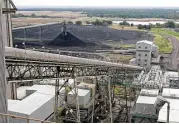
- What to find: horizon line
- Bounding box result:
[17,6,179,9]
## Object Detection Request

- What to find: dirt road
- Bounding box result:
[165,35,179,71]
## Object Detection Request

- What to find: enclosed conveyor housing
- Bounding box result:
[5,47,143,70]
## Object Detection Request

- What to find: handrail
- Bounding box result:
[0,113,53,123]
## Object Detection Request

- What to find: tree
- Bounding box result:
[146,25,152,30]
[102,22,109,26]
[31,13,36,18]
[67,21,73,24]
[164,21,176,28]
[137,24,143,29]
[86,21,91,24]
[75,21,82,25]
[103,20,112,25]
[119,21,130,26]
[91,19,103,26]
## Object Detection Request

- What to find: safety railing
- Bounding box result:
[0,113,53,123]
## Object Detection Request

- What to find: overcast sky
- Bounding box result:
[13,0,179,8]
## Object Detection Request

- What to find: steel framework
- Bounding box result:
[5,48,142,123]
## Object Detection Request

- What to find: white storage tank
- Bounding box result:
[67,88,91,108]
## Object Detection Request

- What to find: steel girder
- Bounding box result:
[6,59,141,82]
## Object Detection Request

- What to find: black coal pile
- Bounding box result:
[48,31,86,47]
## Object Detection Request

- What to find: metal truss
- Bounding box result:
[5,58,142,123]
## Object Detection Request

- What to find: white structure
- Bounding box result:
[16,86,31,100]
[162,88,179,99]
[158,98,179,123]
[132,95,157,123]
[8,92,55,123]
[135,95,157,115]
[163,71,179,88]
[140,89,159,97]
[133,65,162,89]
[8,84,66,123]
[129,58,136,66]
[152,44,159,58]
[136,40,153,68]
[77,82,96,97]
[136,40,158,69]
[67,88,91,108]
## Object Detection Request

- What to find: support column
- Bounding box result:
[11,82,17,100]
[108,75,113,123]
[0,1,7,122]
[54,67,60,122]
[72,67,80,123]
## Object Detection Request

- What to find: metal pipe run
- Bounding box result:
[5,47,143,70]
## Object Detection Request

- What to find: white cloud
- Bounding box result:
[13,0,179,7]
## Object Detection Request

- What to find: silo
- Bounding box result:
[0,0,8,122]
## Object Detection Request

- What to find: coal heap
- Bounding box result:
[48,31,86,47]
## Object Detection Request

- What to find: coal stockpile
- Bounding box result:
[48,31,86,47]
[12,24,153,50]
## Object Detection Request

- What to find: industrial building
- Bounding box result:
[130,40,159,69]
[131,63,179,123]
[1,0,179,123]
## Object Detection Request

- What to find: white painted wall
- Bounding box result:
[136,41,152,69]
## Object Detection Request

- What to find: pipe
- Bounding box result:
[167,102,170,123]
[5,47,143,70]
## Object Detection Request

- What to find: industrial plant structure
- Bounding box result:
[0,0,179,123]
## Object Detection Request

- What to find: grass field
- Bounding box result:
[153,34,172,53]
[109,24,138,30]
[16,11,87,18]
[104,53,133,63]
[151,28,174,53]
[12,17,65,27]
[103,40,136,49]
[152,28,179,39]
